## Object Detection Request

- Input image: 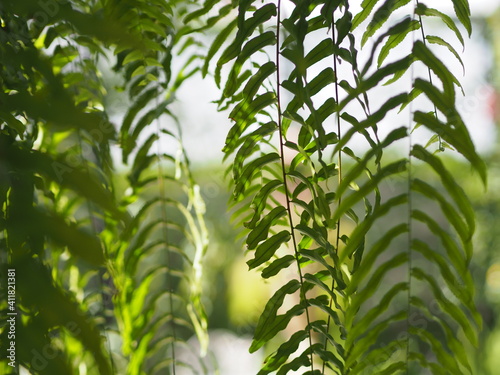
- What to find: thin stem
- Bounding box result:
[275,1,314,372]
[73,37,116,372]
[76,132,116,374]
[416,0,442,150]
[155,99,177,375]
[406,2,418,373]
[322,9,343,375]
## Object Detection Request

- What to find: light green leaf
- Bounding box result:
[411,178,472,241]
[203,19,238,76]
[241,61,277,101]
[378,18,420,67]
[412,209,466,271]
[346,283,408,348]
[224,31,277,96]
[346,313,407,371]
[352,0,383,30]
[412,239,478,327]
[333,164,408,224]
[409,327,462,373]
[411,296,474,373]
[338,56,413,111]
[349,253,408,319]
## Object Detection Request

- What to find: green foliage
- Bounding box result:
[205,0,484,373]
[1,0,209,374]
[0,0,488,374]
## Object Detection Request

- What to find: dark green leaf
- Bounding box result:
[426,35,465,73]
[261,255,296,278]
[250,279,302,352]
[246,206,287,250]
[416,3,465,46]
[247,230,291,269]
[352,0,383,30]
[362,0,412,47]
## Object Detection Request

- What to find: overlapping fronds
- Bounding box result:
[0,1,131,373]
[1,1,209,374]
[202,0,485,373]
[108,1,210,374]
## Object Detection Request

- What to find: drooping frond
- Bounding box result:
[109,1,210,373]
[0,1,209,373]
[0,1,132,373]
[202,0,484,373]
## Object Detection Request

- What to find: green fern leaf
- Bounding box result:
[250,279,302,353]
[247,230,291,269]
[361,0,412,47]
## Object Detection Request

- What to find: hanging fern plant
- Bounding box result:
[201,0,485,373]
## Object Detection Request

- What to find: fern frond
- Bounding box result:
[209,0,484,373]
[110,2,211,373]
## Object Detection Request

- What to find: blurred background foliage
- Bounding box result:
[1,0,500,374]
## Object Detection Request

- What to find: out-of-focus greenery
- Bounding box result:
[469,8,500,373]
[0,1,212,374]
